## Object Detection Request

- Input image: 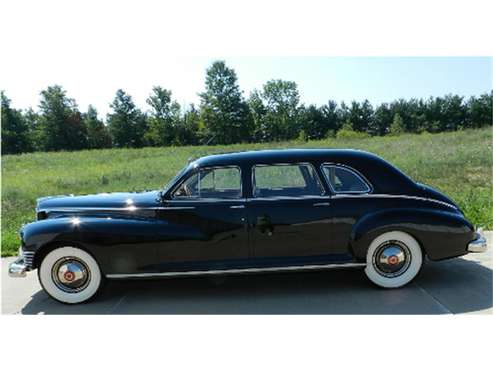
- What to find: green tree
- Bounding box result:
[107,89,147,148]
[199,61,253,144]
[299,104,327,140]
[83,105,112,149]
[348,100,374,133]
[261,79,301,141]
[23,107,43,151]
[38,85,87,151]
[467,92,492,128]
[247,89,267,141]
[1,91,32,154]
[372,103,392,136]
[321,100,342,135]
[175,104,200,145]
[144,86,181,146]
[442,94,466,130]
[389,113,404,135]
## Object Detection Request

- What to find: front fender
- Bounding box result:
[350,208,474,261]
[21,216,203,272]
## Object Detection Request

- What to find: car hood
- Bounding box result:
[36,191,161,211]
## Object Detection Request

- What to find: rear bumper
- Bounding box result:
[467,230,488,253]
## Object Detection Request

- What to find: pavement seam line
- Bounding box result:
[109,295,127,314]
[413,282,453,314]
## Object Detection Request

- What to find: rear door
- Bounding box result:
[247,163,340,266]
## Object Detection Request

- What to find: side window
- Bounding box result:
[173,167,241,199]
[253,164,324,198]
[322,165,371,193]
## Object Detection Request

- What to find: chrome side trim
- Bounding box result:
[106,262,366,279]
[331,193,457,210]
[38,206,197,213]
[247,195,328,202]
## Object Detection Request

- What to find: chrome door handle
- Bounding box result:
[230,205,245,209]
[313,202,330,207]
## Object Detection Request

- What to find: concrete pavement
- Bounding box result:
[2,233,492,314]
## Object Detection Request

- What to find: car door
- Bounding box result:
[247,162,344,266]
[320,163,374,253]
[154,165,249,272]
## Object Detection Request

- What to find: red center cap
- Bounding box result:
[64,271,75,281]
[388,255,399,265]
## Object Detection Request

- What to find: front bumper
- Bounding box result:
[8,256,28,277]
[467,230,488,253]
[8,248,34,278]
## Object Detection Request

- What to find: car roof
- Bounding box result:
[192,148,419,195]
[194,148,377,166]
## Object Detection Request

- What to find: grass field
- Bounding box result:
[2,128,492,256]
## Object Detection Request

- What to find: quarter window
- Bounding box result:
[173,167,241,199]
[253,164,324,198]
[322,165,371,193]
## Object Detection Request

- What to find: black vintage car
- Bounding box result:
[9,149,487,304]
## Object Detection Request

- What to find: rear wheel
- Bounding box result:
[38,246,103,304]
[364,231,422,288]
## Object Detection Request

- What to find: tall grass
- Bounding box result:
[2,128,492,256]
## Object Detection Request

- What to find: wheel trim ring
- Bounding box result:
[51,257,92,294]
[372,240,412,278]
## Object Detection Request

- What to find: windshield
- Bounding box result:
[160,164,191,196]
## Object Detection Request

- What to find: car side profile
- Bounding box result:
[9,149,487,304]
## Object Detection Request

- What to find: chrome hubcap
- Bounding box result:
[52,257,91,293]
[373,241,411,278]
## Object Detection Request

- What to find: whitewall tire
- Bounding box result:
[364,231,422,288]
[38,246,102,304]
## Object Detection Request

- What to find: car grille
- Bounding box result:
[23,251,35,268]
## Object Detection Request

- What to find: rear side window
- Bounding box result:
[253,164,324,198]
[173,167,241,199]
[322,165,371,193]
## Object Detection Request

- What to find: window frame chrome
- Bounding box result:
[251,162,326,199]
[321,163,373,195]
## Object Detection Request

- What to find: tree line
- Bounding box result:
[2,60,492,155]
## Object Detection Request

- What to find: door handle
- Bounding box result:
[230,205,245,209]
[313,202,330,207]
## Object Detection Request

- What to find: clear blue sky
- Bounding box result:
[3,57,492,116]
[219,57,492,106]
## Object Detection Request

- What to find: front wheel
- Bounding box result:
[364,231,423,288]
[38,246,103,304]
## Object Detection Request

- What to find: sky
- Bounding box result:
[2,57,491,117]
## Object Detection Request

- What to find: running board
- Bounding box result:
[106,262,366,279]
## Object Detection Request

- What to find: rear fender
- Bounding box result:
[350,208,474,261]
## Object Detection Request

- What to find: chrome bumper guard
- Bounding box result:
[467,230,488,253]
[8,248,33,278]
[8,256,28,277]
